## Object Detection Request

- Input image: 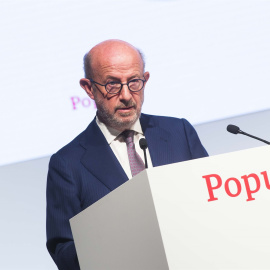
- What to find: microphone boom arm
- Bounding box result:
[239,130,270,145]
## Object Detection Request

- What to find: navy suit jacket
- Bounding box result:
[46,113,208,269]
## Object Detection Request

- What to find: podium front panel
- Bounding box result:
[147,145,270,269]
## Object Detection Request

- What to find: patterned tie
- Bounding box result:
[123,130,145,177]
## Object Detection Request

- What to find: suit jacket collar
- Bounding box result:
[140,113,172,167]
[79,114,171,190]
[79,118,128,191]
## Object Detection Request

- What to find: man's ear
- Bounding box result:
[143,71,150,83]
[79,78,95,100]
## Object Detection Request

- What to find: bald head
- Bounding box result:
[83,39,145,79]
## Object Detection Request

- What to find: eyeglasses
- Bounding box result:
[89,78,146,94]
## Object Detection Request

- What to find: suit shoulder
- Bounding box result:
[141,113,189,126]
[50,127,87,164]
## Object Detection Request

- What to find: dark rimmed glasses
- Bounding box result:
[89,78,146,94]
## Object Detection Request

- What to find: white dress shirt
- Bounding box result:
[96,116,153,179]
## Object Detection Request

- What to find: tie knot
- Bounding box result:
[122,130,135,144]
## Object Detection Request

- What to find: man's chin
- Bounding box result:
[113,113,139,130]
[98,109,141,131]
[118,116,137,125]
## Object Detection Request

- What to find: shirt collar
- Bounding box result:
[96,115,143,145]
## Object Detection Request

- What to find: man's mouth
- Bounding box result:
[116,106,134,112]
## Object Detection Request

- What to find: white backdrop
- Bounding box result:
[1,0,270,166]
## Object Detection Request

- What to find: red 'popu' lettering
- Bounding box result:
[202,171,270,202]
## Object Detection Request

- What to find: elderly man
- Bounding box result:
[46,39,208,269]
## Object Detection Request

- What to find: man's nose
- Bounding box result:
[119,84,132,101]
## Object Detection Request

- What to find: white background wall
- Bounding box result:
[1,1,270,269]
[1,0,270,166]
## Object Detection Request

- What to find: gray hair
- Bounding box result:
[83,48,145,79]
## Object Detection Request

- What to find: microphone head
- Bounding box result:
[227,124,240,134]
[139,138,148,150]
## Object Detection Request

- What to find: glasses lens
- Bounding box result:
[106,82,121,93]
[128,79,144,91]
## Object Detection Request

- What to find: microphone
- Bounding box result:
[139,138,148,168]
[227,124,270,145]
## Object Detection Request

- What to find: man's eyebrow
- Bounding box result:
[104,76,121,82]
[128,74,141,80]
[104,74,141,82]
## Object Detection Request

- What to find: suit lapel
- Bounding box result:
[80,119,128,191]
[140,114,173,167]
[79,114,172,190]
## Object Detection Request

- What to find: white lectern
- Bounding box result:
[70,146,270,269]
